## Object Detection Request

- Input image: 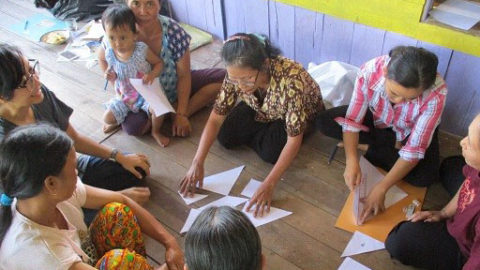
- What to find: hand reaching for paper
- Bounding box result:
[179,161,204,197]
[246,181,275,218]
[359,183,386,224]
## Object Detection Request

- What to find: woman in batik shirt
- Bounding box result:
[180,33,324,217]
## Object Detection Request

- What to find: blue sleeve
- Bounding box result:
[165,17,191,62]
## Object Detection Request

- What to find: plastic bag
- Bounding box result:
[308,61,359,109]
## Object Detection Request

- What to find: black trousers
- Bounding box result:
[385,156,467,270]
[217,102,288,164]
[316,105,440,187]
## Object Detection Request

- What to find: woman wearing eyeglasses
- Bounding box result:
[180,33,324,217]
[0,44,151,206]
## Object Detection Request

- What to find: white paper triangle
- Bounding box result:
[241,204,292,227]
[341,231,385,257]
[241,179,262,198]
[338,257,371,270]
[178,191,208,205]
[180,209,201,234]
[202,165,245,195]
[197,196,248,212]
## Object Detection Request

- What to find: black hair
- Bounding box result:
[0,44,26,101]
[185,206,262,270]
[387,46,439,91]
[0,124,73,246]
[221,33,281,70]
[101,4,137,33]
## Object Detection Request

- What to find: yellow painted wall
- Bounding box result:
[276,0,480,57]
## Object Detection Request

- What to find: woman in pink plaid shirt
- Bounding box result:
[317,46,447,224]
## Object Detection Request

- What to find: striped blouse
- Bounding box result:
[335,55,447,162]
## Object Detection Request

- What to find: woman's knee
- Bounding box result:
[258,149,281,164]
[315,107,347,139]
[121,112,149,136]
[385,221,414,262]
[217,126,236,149]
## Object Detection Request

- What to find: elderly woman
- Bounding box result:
[180,33,324,217]
[185,206,264,270]
[0,44,150,204]
[98,0,226,138]
[0,124,183,270]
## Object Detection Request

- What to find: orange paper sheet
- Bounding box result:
[335,181,427,242]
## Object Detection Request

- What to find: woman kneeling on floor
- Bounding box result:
[180,33,325,217]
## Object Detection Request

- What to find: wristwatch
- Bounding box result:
[109,148,119,162]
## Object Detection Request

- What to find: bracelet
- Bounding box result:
[109,148,119,162]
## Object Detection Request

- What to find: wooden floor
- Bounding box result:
[1,1,463,269]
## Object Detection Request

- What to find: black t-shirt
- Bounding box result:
[0,85,73,139]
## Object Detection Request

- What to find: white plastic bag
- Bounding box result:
[308,61,359,109]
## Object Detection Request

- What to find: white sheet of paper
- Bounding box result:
[430,0,480,30]
[241,179,262,198]
[341,231,385,257]
[129,79,175,117]
[178,191,208,205]
[241,204,292,227]
[338,257,371,270]
[202,165,245,195]
[353,156,408,224]
[197,196,248,212]
[180,209,201,234]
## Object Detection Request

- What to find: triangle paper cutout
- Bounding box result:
[202,165,245,195]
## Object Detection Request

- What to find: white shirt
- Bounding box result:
[0,179,89,270]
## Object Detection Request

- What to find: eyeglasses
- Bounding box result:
[17,59,40,90]
[225,70,259,87]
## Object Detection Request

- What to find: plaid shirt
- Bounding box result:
[335,55,447,162]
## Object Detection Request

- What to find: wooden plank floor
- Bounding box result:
[0,1,462,269]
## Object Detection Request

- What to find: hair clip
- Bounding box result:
[0,193,13,206]
[223,35,250,44]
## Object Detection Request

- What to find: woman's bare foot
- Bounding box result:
[152,130,170,147]
[119,187,151,205]
[103,123,119,133]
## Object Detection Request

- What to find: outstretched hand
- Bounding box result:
[179,162,204,197]
[245,181,275,217]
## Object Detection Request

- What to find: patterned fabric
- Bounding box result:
[96,249,153,270]
[89,202,146,259]
[157,15,191,103]
[105,42,151,124]
[447,165,480,270]
[335,55,447,161]
[214,56,324,137]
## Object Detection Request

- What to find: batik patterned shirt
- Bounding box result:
[214,56,324,136]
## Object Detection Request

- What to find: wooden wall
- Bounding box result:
[171,0,480,136]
